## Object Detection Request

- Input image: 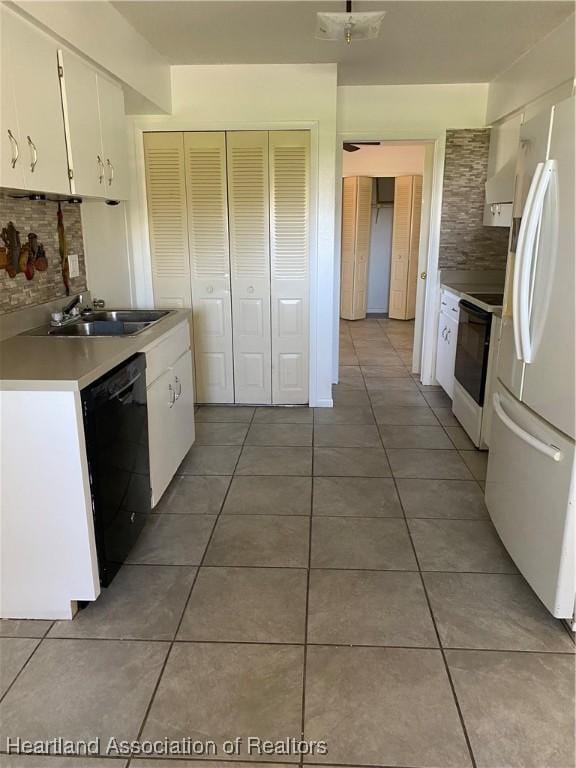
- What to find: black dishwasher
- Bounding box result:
[82,354,150,586]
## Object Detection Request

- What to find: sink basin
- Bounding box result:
[48,321,152,337]
[81,310,170,323]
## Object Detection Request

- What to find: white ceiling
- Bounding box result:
[112,1,574,85]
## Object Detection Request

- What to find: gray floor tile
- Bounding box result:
[0,638,39,697]
[361,365,411,378]
[337,366,366,390]
[313,447,391,477]
[178,567,307,643]
[141,643,304,756]
[424,572,575,652]
[459,449,489,484]
[311,517,417,570]
[195,406,255,422]
[314,405,374,424]
[49,566,196,641]
[432,406,460,426]
[126,515,216,565]
[396,479,488,519]
[313,477,402,517]
[423,390,452,408]
[154,475,231,515]
[408,519,518,573]
[0,639,168,750]
[379,425,454,449]
[205,515,309,567]
[314,424,381,448]
[373,404,439,426]
[388,449,473,479]
[0,620,52,638]
[308,570,437,647]
[253,406,313,423]
[304,646,471,767]
[331,389,371,406]
[444,425,476,450]
[245,423,313,446]
[364,376,421,392]
[223,476,312,515]
[369,389,428,407]
[236,446,312,476]
[194,422,249,445]
[446,650,575,768]
[179,445,241,475]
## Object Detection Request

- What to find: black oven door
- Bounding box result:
[454,300,492,406]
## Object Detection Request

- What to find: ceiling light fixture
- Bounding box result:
[315,1,386,45]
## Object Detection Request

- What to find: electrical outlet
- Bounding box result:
[68,253,80,279]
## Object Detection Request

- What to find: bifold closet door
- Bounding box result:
[389,174,422,320]
[184,132,234,403]
[406,174,422,319]
[143,132,192,308]
[227,132,272,404]
[340,176,372,321]
[269,131,310,405]
[340,177,356,319]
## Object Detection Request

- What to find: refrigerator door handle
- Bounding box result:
[513,161,544,361]
[519,159,556,363]
[493,393,563,462]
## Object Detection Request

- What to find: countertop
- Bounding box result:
[440,281,505,297]
[0,310,192,392]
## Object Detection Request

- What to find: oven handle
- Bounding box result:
[492,394,563,462]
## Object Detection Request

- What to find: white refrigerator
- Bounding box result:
[486,95,575,627]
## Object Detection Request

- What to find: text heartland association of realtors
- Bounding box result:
[5,736,329,757]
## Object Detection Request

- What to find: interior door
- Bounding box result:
[227,131,272,404]
[143,132,192,309]
[389,176,413,319]
[406,175,422,319]
[184,131,234,404]
[269,131,310,405]
[521,96,575,439]
[340,176,357,320]
[353,177,372,320]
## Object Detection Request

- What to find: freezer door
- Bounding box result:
[485,383,575,618]
[497,107,553,399]
[521,96,575,439]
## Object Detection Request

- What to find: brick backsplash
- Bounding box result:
[439,129,509,269]
[0,190,87,315]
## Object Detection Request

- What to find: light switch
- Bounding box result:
[68,253,80,279]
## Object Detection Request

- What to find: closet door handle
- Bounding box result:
[7,130,19,168]
[27,136,37,173]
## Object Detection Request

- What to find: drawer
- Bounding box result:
[145,320,190,386]
[440,289,460,319]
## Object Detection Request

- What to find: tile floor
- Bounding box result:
[0,318,574,768]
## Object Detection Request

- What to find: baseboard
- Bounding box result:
[312,397,333,408]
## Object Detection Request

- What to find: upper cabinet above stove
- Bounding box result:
[484,112,523,228]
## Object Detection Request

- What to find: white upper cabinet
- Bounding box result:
[0,8,69,194]
[484,113,523,227]
[59,50,129,200]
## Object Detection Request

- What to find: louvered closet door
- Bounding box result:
[227,132,271,404]
[184,132,233,403]
[340,177,357,320]
[353,177,372,319]
[389,176,413,320]
[143,133,192,308]
[269,131,310,405]
[406,175,422,320]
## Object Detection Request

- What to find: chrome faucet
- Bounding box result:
[51,294,84,326]
[62,294,82,316]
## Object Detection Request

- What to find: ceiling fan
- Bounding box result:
[343,141,381,153]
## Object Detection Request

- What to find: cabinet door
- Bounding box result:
[8,11,69,194]
[98,75,129,200]
[227,131,272,404]
[143,132,192,308]
[59,50,103,197]
[269,131,310,405]
[436,313,457,397]
[172,350,195,467]
[148,367,178,506]
[0,10,25,189]
[184,132,234,404]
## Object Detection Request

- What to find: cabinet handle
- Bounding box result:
[106,158,114,186]
[441,326,447,340]
[27,136,37,173]
[174,375,182,400]
[97,155,104,185]
[7,130,19,168]
[168,383,176,408]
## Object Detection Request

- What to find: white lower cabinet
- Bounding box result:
[435,291,460,398]
[146,324,195,506]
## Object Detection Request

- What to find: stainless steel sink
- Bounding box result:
[81,310,170,323]
[48,321,151,337]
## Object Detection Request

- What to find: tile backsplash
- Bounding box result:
[439,129,510,270]
[0,191,86,315]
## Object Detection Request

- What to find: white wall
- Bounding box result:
[367,202,393,314]
[486,15,575,124]
[128,64,338,407]
[343,144,426,177]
